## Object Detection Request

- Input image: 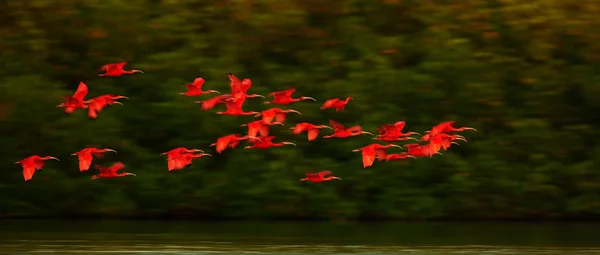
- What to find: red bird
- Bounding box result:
[57,81,89,113]
[90,162,136,180]
[290,122,333,141]
[217,101,260,116]
[210,134,257,154]
[169,152,212,171]
[373,121,420,141]
[161,147,204,171]
[85,94,129,119]
[404,144,442,157]
[15,155,60,182]
[227,73,265,101]
[424,133,467,157]
[426,121,477,137]
[244,136,296,149]
[323,120,373,139]
[264,88,316,105]
[300,171,341,182]
[180,77,220,96]
[71,147,117,171]
[98,62,143,77]
[352,143,403,168]
[384,153,416,162]
[241,120,283,138]
[194,94,232,111]
[255,108,301,124]
[320,97,353,112]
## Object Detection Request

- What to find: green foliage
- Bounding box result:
[1,0,599,220]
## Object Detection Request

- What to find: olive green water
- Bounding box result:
[1,220,599,254]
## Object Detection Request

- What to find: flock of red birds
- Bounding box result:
[16,62,477,182]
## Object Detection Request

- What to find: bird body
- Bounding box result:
[85,94,128,119]
[290,122,333,141]
[264,88,316,105]
[71,147,117,171]
[169,152,212,171]
[244,136,296,149]
[241,120,283,138]
[320,97,353,112]
[374,121,420,141]
[98,62,143,77]
[210,134,255,154]
[180,77,220,96]
[91,162,136,179]
[256,108,301,124]
[57,81,89,113]
[352,143,403,168]
[15,155,59,182]
[161,148,204,171]
[217,101,260,116]
[322,120,373,138]
[300,171,341,182]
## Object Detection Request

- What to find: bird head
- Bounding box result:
[271,122,284,126]
[287,109,302,115]
[299,177,308,181]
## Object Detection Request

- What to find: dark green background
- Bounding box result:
[1,1,599,221]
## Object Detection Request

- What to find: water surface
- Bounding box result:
[1,220,599,254]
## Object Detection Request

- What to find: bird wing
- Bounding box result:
[307,129,319,141]
[275,113,286,124]
[108,162,125,174]
[95,164,110,175]
[192,77,205,88]
[321,98,340,108]
[329,120,345,131]
[361,149,377,168]
[317,171,333,177]
[72,82,89,101]
[375,149,388,161]
[259,125,271,137]
[293,123,308,134]
[240,78,252,94]
[224,101,241,112]
[115,62,127,71]
[393,121,406,132]
[22,165,36,181]
[184,84,200,92]
[346,125,363,133]
[228,73,242,93]
[270,88,295,98]
[262,110,276,124]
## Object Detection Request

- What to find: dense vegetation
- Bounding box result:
[1,0,600,221]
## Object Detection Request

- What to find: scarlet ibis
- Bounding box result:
[71,147,117,172]
[227,73,265,99]
[300,171,341,182]
[90,162,136,180]
[404,143,442,157]
[98,62,143,77]
[180,77,220,96]
[424,134,467,157]
[426,121,477,136]
[169,152,212,171]
[255,108,301,124]
[290,122,333,141]
[85,94,129,119]
[320,97,353,112]
[57,81,89,114]
[161,147,204,171]
[264,88,316,105]
[374,121,420,141]
[241,120,284,138]
[384,153,417,161]
[244,136,296,149]
[210,134,258,154]
[194,94,232,111]
[15,155,59,182]
[217,101,260,116]
[352,144,403,168]
[322,120,373,139]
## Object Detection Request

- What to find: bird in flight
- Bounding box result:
[98,62,143,77]
[300,171,341,182]
[15,155,60,182]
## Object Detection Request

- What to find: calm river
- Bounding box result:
[0,220,599,254]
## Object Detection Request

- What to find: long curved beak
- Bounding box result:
[254,94,265,98]
[114,102,123,105]
[134,70,143,73]
[464,127,477,131]
[304,97,316,101]
[71,153,77,156]
[362,131,374,136]
[435,152,443,155]
[391,144,403,149]
[106,149,117,153]
[352,149,360,152]
[407,155,417,159]
[244,146,251,149]
[56,104,64,107]
[126,173,137,176]
[409,132,421,135]
[14,161,21,164]
[324,126,333,129]
[290,110,301,115]
[160,152,167,155]
[332,177,342,180]
[209,143,216,147]
[451,142,460,145]
[201,153,212,157]
[116,96,129,99]
[299,178,306,181]
[194,149,204,152]
[283,142,297,146]
[273,122,284,126]
[456,137,468,142]
[406,137,419,140]
[425,130,430,133]
[49,157,59,161]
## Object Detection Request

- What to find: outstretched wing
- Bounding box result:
[329,120,345,131]
[393,121,406,132]
[293,123,309,134]
[72,82,89,101]
[240,78,252,94]
[346,125,363,133]
[22,164,36,181]
[307,129,320,141]
[108,162,125,174]
[228,73,242,93]
[321,98,340,108]
[270,88,295,98]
